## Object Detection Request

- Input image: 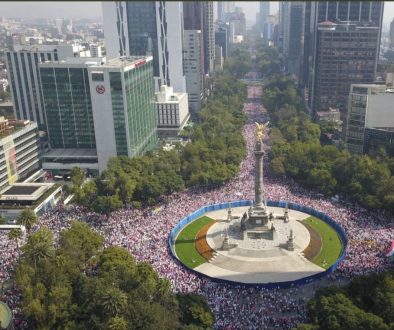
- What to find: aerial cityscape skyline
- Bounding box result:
[1,1,394,25]
[0,2,393,330]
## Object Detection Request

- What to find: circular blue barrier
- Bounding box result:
[169,200,348,288]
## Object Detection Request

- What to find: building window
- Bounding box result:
[92,73,104,81]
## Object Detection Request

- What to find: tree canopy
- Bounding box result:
[15,222,214,329]
[297,272,394,330]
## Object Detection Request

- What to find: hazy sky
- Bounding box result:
[0,1,393,26]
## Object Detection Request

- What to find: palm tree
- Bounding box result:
[22,227,54,272]
[17,209,37,234]
[107,316,127,330]
[8,228,23,256]
[101,288,128,317]
[54,255,67,269]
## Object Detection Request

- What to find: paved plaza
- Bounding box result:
[194,206,325,284]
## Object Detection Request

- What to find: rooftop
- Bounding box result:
[12,44,72,52]
[40,57,103,67]
[99,56,153,69]
[39,56,153,71]
[0,183,55,202]
[0,118,35,140]
[3,185,40,196]
[318,20,379,31]
[43,148,97,159]
[369,127,394,132]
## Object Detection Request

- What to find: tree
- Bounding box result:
[17,209,37,234]
[8,228,23,256]
[177,293,214,329]
[70,167,85,191]
[73,180,97,206]
[298,272,393,330]
[107,316,128,330]
[22,227,54,272]
[59,221,104,272]
[91,194,123,215]
[15,225,208,329]
[100,287,128,317]
[270,157,286,175]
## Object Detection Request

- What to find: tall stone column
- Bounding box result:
[254,139,264,208]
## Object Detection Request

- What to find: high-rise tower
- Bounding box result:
[390,18,394,48]
[102,1,186,92]
[259,2,270,37]
[5,45,74,129]
[304,1,384,115]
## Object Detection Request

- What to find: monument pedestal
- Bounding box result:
[243,205,276,240]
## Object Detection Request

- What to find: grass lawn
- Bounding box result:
[303,216,343,270]
[174,216,215,269]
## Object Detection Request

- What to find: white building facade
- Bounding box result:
[345,84,394,154]
[155,85,189,138]
[183,30,204,114]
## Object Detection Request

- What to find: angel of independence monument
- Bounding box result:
[240,122,276,240]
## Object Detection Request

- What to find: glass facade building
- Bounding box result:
[124,2,160,77]
[88,57,157,173]
[39,66,96,149]
[117,60,157,157]
[102,1,186,92]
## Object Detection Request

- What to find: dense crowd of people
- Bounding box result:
[1,85,393,329]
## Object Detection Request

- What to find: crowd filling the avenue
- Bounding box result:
[1,86,393,329]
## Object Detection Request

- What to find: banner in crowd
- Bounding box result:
[385,241,394,257]
[3,137,18,184]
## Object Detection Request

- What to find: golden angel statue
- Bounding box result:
[255,121,269,142]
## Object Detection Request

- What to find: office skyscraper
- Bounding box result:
[260,2,270,25]
[183,1,213,76]
[204,2,215,75]
[217,2,225,22]
[311,21,379,117]
[278,2,290,53]
[215,25,228,59]
[287,3,304,77]
[5,45,74,129]
[102,1,186,92]
[183,1,204,31]
[279,2,304,76]
[304,1,384,113]
[390,18,394,48]
[183,30,204,113]
[259,2,270,37]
